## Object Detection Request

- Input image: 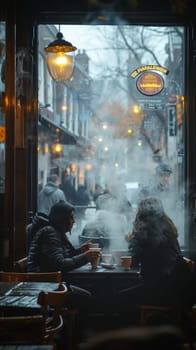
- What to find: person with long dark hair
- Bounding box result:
[119,197,195,309]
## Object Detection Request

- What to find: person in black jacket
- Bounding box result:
[38,174,67,215]
[27,201,100,275]
[27,201,101,343]
[26,212,49,251]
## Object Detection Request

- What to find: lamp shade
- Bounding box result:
[44,32,77,82]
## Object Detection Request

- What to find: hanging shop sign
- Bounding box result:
[130,65,169,78]
[130,65,168,97]
[136,71,164,96]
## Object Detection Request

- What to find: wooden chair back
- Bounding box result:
[0,271,77,350]
[14,256,28,272]
[37,283,68,346]
[0,270,62,282]
[38,283,68,314]
[138,257,196,336]
[0,315,46,345]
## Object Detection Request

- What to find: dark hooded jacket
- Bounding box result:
[27,202,88,278]
[26,212,49,250]
[38,181,66,215]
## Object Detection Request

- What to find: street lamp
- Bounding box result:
[44,31,77,82]
[131,104,141,115]
[52,143,63,154]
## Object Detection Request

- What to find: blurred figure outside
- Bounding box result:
[26,212,49,251]
[93,183,104,202]
[95,178,132,228]
[75,185,91,229]
[38,174,66,215]
[61,170,78,205]
[76,185,91,207]
[135,161,184,241]
[138,162,173,200]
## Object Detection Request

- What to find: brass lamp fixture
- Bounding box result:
[44,30,77,82]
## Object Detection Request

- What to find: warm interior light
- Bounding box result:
[85,164,93,171]
[45,32,77,82]
[46,52,75,81]
[61,104,68,111]
[102,124,108,130]
[132,104,141,115]
[52,144,63,153]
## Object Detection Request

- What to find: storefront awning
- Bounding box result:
[39,114,77,145]
[39,114,92,150]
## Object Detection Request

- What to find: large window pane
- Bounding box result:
[38,24,185,247]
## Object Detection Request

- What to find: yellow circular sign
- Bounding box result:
[0,126,6,142]
[137,72,164,96]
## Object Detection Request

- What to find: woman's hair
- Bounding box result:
[48,201,74,231]
[137,196,164,218]
[133,196,178,240]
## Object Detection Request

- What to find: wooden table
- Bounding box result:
[0,281,59,315]
[66,263,142,300]
[66,263,142,323]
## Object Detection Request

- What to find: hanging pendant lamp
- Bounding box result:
[44,31,77,82]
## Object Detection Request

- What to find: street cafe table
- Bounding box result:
[0,282,60,316]
[66,264,142,317]
[66,264,142,299]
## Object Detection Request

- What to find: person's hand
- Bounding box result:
[80,240,92,252]
[84,249,101,262]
